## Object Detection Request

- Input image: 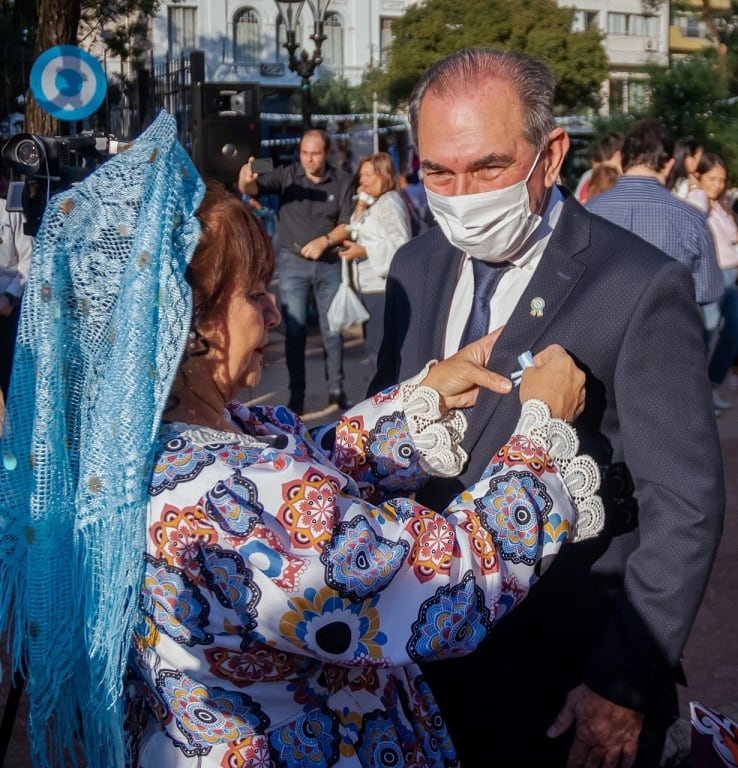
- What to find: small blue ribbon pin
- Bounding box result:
[510,350,535,386]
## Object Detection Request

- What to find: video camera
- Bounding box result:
[2,131,120,236]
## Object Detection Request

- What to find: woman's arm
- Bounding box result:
[142,395,600,672]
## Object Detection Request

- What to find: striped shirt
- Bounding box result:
[586,175,723,304]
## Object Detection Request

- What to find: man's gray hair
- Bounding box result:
[408,48,557,153]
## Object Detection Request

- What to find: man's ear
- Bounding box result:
[659,157,676,183]
[544,127,570,188]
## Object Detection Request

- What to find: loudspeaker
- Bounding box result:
[191,82,261,185]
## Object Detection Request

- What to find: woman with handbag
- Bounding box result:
[338,153,412,364]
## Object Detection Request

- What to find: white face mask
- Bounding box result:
[425,153,543,262]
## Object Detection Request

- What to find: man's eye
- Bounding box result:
[477,166,503,181]
[427,170,453,181]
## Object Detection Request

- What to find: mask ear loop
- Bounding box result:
[525,150,543,183]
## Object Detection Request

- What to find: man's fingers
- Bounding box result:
[462,326,504,365]
[547,704,575,739]
[533,343,566,365]
[474,366,513,394]
[564,735,590,768]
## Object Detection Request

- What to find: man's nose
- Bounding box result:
[452,173,482,196]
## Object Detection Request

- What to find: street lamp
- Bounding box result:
[274,0,332,128]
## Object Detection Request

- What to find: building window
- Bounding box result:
[321,12,344,69]
[609,79,625,113]
[607,12,627,35]
[379,16,395,65]
[608,12,658,36]
[234,7,261,63]
[628,80,650,112]
[608,78,649,114]
[572,10,599,33]
[276,13,302,61]
[676,13,705,38]
[168,6,197,59]
[631,14,658,37]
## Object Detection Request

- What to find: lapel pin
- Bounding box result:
[510,350,535,386]
[530,297,545,317]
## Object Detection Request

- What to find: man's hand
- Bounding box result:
[237,157,259,196]
[520,344,586,423]
[420,328,512,411]
[547,684,644,768]
[301,236,329,261]
[0,294,15,318]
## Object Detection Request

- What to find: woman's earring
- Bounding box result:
[186,327,209,356]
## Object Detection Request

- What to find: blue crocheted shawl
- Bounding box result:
[0,111,205,767]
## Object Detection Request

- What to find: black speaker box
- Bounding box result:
[191,82,261,185]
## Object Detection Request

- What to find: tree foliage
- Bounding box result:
[646,49,738,179]
[379,0,608,114]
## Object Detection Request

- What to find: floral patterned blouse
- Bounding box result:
[128,378,601,767]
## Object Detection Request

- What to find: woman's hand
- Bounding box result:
[339,240,366,260]
[519,345,585,422]
[420,328,512,412]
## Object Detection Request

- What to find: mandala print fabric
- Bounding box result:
[129,390,597,767]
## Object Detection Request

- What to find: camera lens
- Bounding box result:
[16,139,40,167]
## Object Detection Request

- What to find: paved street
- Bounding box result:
[1,319,736,765]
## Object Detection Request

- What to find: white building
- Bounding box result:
[146,0,721,117]
[151,0,415,89]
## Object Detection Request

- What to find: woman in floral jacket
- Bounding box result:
[128,183,602,767]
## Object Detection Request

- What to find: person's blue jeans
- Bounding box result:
[709,283,738,386]
[278,248,344,396]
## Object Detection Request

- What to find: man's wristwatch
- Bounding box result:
[325,234,334,248]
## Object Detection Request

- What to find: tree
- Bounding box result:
[646,48,738,178]
[380,0,608,114]
[25,0,82,135]
[22,0,164,134]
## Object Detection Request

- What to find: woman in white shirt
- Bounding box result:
[687,152,738,406]
[339,153,411,361]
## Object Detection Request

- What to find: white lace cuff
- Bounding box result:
[399,362,468,477]
[515,399,605,542]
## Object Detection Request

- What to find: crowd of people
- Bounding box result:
[0,44,733,768]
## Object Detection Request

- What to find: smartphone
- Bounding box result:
[251,157,273,174]
[6,181,26,213]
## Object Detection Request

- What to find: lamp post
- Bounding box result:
[274,0,332,129]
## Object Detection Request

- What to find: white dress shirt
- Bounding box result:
[0,197,34,300]
[444,187,565,358]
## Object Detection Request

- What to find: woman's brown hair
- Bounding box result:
[358,152,398,196]
[187,181,274,322]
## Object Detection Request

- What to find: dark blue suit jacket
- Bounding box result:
[369,193,725,765]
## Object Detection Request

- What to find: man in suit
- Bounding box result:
[370,48,724,767]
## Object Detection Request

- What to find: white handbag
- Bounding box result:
[327,257,370,332]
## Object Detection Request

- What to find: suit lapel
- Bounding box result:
[462,196,592,453]
[416,240,464,370]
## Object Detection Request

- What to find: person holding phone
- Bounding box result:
[338,152,411,365]
[238,129,353,415]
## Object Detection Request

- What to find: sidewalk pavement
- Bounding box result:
[1,321,736,766]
